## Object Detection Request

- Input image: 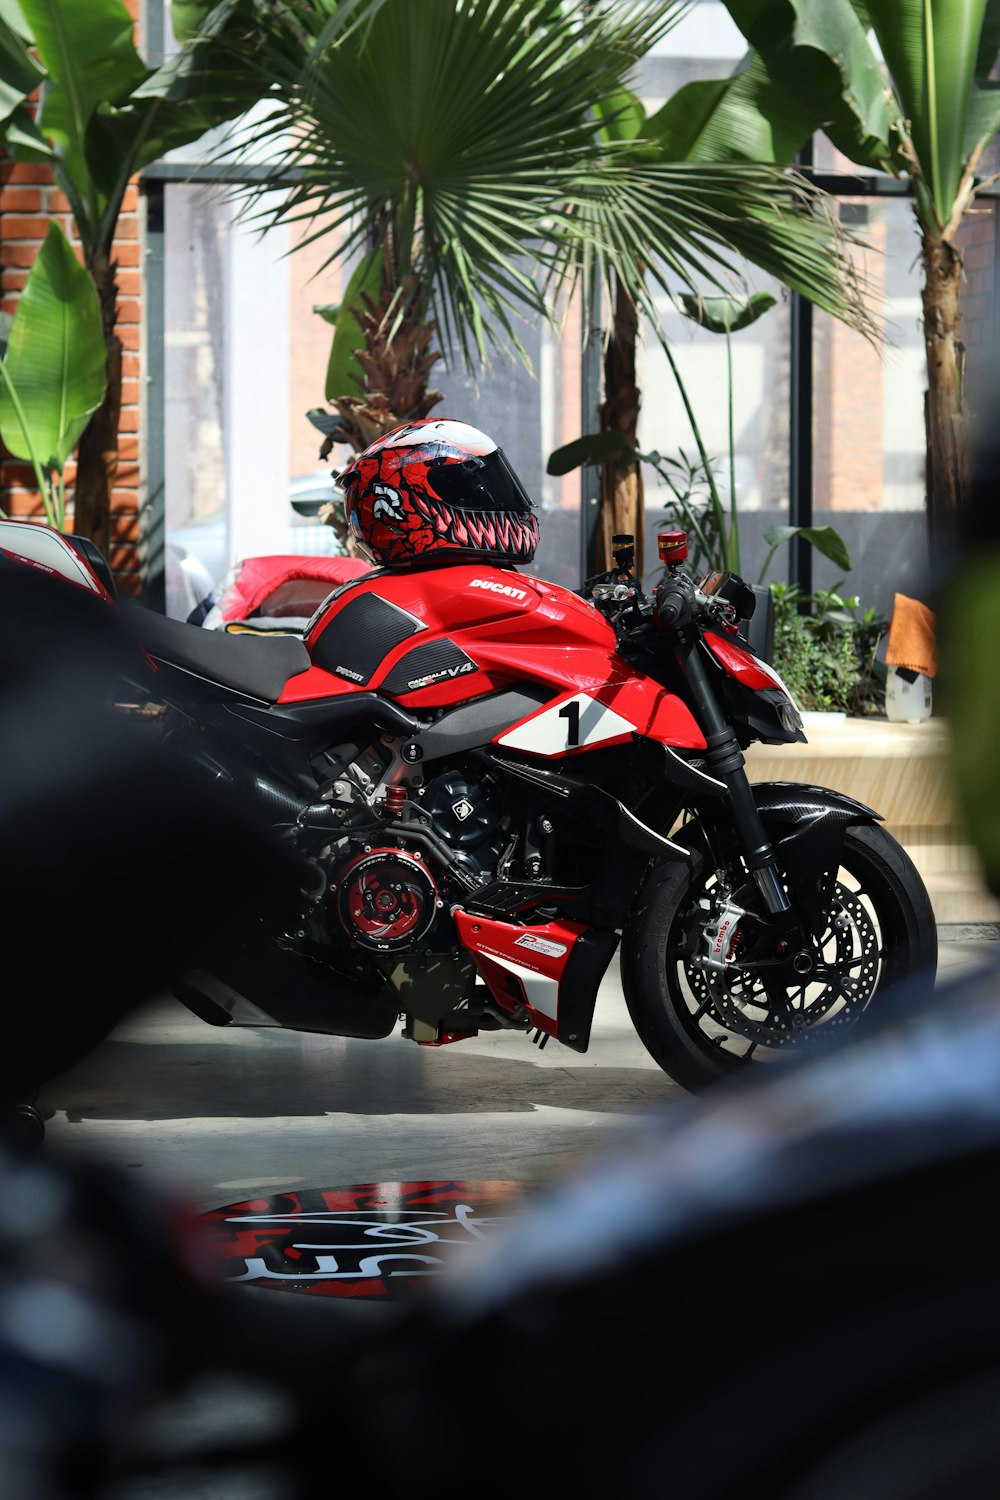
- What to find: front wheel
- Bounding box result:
[622,823,937,1091]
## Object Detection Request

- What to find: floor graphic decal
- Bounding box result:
[201,1180,528,1298]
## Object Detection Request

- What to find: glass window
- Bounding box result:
[810,196,929,614]
[164,184,344,617]
[163,185,580,615]
[430,302,581,592]
[638,277,792,589]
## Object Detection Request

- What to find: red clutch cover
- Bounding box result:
[337,847,438,952]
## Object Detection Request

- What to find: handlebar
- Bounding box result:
[582,564,741,643]
[654,580,693,630]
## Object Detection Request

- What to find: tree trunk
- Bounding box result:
[329,282,442,455]
[921,231,968,549]
[598,274,644,575]
[74,252,121,558]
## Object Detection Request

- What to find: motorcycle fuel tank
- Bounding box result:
[278,563,705,752]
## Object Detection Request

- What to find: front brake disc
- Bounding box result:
[683,882,881,1049]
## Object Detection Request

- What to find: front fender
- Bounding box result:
[751,781,882,887]
[683,781,882,929]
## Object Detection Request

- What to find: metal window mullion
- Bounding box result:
[141,179,166,611]
[789,138,814,599]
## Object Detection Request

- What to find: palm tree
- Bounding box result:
[715,0,1000,543]
[238,0,871,568]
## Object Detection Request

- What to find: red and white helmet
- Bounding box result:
[338,419,539,569]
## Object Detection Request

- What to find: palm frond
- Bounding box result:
[548,160,878,345]
[228,0,690,366]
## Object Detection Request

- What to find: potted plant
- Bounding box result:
[770,582,887,720]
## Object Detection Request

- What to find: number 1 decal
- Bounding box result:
[558,699,581,747]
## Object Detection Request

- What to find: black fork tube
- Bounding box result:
[673,633,791,916]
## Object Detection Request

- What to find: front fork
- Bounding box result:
[673,633,801,944]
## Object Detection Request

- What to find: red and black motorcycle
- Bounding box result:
[0,420,937,1090]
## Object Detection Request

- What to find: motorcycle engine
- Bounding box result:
[415,768,503,878]
[328,763,504,954]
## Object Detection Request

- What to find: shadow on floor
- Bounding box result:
[44,1033,678,1122]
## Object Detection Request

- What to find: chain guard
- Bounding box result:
[683,881,882,1049]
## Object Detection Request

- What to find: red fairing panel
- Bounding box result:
[454,910,589,1039]
[294,563,705,743]
[277,663,366,704]
[704,632,785,692]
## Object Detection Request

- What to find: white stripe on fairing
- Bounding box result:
[482,952,559,1020]
[752,653,802,713]
[618,806,689,858]
[663,744,726,792]
[498,693,635,755]
[0,521,101,593]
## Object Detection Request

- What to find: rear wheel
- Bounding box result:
[622,823,937,1091]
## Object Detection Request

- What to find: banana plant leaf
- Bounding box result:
[546,430,637,476]
[864,0,1000,228]
[762,522,851,571]
[7,0,261,249]
[680,290,777,333]
[0,0,42,130]
[0,221,106,471]
[594,84,648,146]
[724,0,906,174]
[170,0,221,42]
[19,0,146,234]
[645,51,816,166]
[325,247,385,402]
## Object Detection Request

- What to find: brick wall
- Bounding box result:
[0,0,144,594]
[813,205,888,514]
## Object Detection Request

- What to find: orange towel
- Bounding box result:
[885,593,937,679]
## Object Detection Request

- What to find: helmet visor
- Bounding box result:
[428,448,535,515]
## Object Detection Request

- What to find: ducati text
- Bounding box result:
[470,578,528,602]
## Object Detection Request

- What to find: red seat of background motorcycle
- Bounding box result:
[122,600,311,702]
[217,554,371,622]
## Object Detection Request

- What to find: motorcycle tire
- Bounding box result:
[622,822,938,1091]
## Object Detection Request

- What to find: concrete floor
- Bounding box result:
[26,939,996,1499]
[42,938,996,1210]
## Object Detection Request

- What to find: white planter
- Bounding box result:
[800,710,847,728]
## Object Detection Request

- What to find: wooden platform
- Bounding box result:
[744,716,1000,927]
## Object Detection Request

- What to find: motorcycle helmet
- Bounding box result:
[338,419,539,569]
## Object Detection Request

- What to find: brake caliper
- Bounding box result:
[692,893,746,972]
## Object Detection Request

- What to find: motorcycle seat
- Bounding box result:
[121,601,311,701]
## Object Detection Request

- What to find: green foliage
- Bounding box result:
[241,0,689,371]
[0,222,106,526]
[238,0,873,387]
[651,448,725,578]
[0,0,42,132]
[760,522,851,577]
[725,0,1000,234]
[324,247,385,401]
[770,581,887,714]
[679,290,777,334]
[0,0,265,530]
[1,0,261,255]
